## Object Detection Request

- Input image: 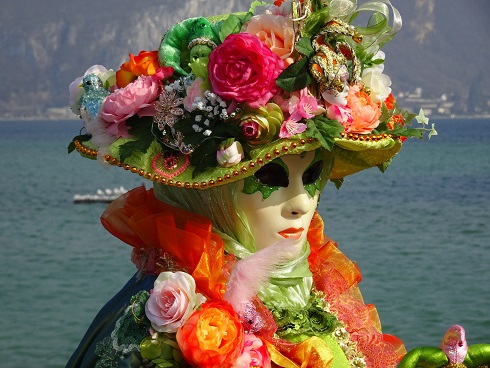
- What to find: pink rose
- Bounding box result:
[233,334,271,368]
[208,33,284,109]
[326,104,353,127]
[145,271,206,333]
[100,75,160,136]
[345,84,381,134]
[242,14,295,66]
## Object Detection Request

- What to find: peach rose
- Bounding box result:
[116,50,160,88]
[242,14,295,66]
[345,84,381,134]
[176,301,244,368]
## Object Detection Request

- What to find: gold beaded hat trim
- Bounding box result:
[74,132,401,188]
[68,0,435,189]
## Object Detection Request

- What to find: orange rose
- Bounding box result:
[345,84,381,134]
[176,301,244,368]
[116,50,160,88]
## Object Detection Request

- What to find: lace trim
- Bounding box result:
[94,291,151,366]
[313,290,367,368]
[333,326,366,368]
[94,337,120,368]
[111,291,151,355]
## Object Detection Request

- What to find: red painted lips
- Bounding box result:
[278,227,304,240]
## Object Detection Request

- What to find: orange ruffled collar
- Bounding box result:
[101,185,230,300]
[308,214,407,367]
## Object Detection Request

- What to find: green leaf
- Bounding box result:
[249,0,267,13]
[401,109,417,125]
[399,128,424,139]
[119,134,156,163]
[276,57,311,92]
[219,13,252,41]
[371,58,385,65]
[75,133,91,142]
[301,7,330,38]
[152,358,177,368]
[331,178,344,189]
[311,0,323,12]
[68,134,91,153]
[212,121,242,138]
[377,158,392,173]
[117,116,156,162]
[126,115,152,133]
[428,123,438,139]
[67,141,76,153]
[173,117,198,136]
[189,138,220,177]
[295,37,315,58]
[306,117,344,151]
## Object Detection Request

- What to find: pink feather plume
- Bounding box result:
[224,239,300,314]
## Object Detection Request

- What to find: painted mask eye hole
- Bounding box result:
[302,160,323,185]
[254,162,289,187]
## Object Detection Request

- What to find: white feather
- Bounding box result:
[81,108,117,163]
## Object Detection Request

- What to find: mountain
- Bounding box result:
[1,0,489,119]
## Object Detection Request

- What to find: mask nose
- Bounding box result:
[282,180,314,218]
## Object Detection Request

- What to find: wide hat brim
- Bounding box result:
[74,132,401,189]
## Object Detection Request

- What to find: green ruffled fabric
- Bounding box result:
[270,291,351,368]
[257,241,313,311]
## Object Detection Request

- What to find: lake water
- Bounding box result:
[0,118,489,367]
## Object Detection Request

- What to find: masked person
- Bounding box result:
[66,1,442,367]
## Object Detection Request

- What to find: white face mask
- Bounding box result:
[237,151,322,251]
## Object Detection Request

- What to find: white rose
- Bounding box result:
[217,140,244,168]
[361,51,392,103]
[145,271,206,333]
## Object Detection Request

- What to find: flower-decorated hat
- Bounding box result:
[69,0,435,189]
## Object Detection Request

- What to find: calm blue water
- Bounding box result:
[0,119,489,367]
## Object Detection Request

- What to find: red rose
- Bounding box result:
[208,33,284,108]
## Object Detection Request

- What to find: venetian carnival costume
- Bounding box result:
[66,1,490,367]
